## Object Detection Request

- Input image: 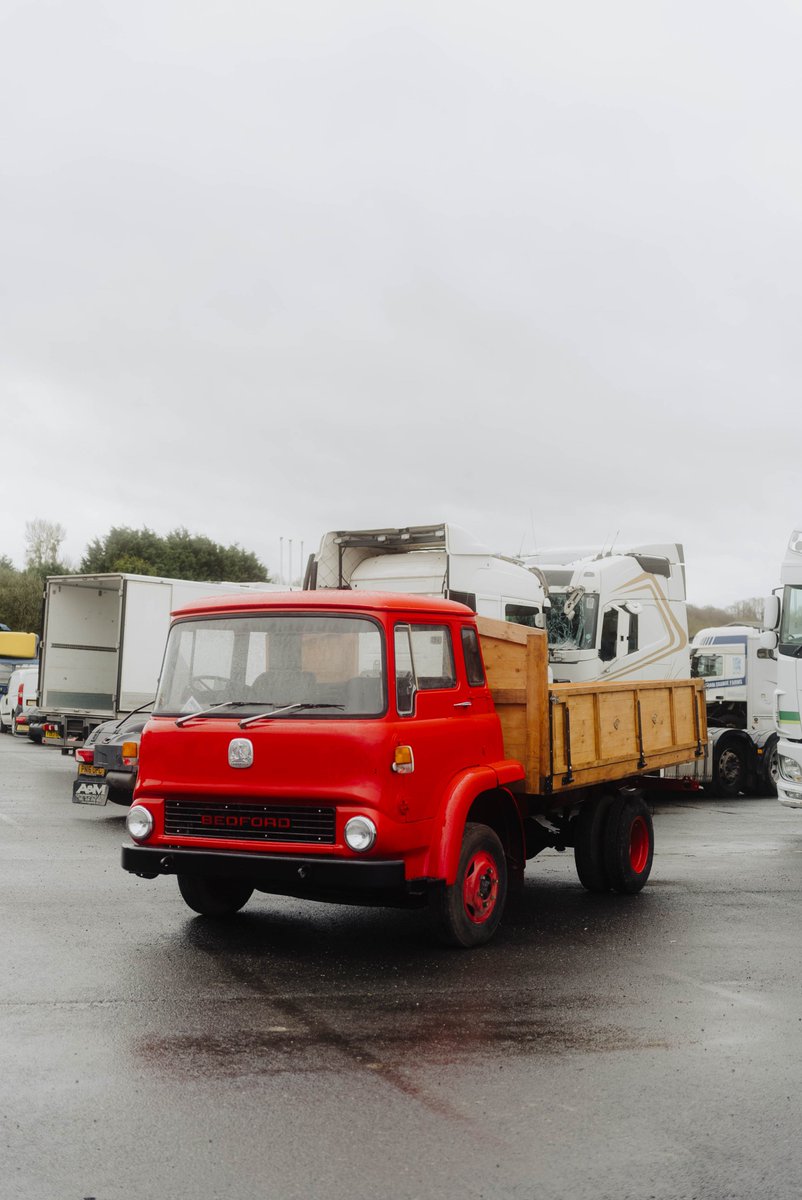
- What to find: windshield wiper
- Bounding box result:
[239,702,344,728]
[175,701,252,728]
[113,698,155,733]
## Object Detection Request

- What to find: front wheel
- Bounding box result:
[760,738,779,798]
[429,823,508,948]
[177,874,254,917]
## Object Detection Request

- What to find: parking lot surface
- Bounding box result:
[2,731,802,1200]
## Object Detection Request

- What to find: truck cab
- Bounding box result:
[774,530,802,807]
[306,523,548,628]
[522,543,688,683]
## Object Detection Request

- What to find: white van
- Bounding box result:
[0,666,39,735]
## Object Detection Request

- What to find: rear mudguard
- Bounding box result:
[423,762,525,885]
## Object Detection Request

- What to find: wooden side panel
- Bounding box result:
[548,679,707,794]
[476,616,547,787]
[476,615,707,795]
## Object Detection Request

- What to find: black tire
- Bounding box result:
[602,794,654,894]
[760,737,779,798]
[710,737,747,798]
[573,793,616,892]
[177,874,254,917]
[429,822,508,948]
[10,715,17,737]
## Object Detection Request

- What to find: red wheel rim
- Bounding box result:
[629,815,650,874]
[462,851,499,924]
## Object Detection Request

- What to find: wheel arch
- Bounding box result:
[424,767,525,886]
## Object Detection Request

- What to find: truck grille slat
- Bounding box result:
[164,800,336,844]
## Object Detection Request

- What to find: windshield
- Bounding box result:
[691,652,723,679]
[546,592,599,650]
[779,585,802,655]
[155,614,386,718]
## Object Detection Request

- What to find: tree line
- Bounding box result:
[0,522,270,636]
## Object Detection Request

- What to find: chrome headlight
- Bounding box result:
[778,755,802,784]
[126,805,154,842]
[344,815,377,852]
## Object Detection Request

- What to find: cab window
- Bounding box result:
[461,627,486,686]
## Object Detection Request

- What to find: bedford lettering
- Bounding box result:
[200,814,291,829]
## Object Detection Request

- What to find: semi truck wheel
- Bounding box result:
[710,737,747,798]
[177,874,254,917]
[761,738,779,798]
[573,794,616,892]
[429,823,507,948]
[602,794,654,894]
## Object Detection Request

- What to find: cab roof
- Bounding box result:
[171,589,476,620]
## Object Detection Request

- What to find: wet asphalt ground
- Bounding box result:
[2,731,802,1200]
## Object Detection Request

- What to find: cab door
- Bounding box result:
[389,620,497,824]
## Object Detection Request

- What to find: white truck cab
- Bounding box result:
[522,543,689,683]
[774,530,802,808]
[306,524,548,626]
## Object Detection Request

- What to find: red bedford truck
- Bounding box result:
[121,591,706,947]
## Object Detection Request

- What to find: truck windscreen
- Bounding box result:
[155,614,386,718]
[779,585,802,656]
[546,593,599,650]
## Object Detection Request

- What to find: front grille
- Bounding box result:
[164,799,336,844]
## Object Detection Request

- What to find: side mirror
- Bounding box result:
[758,629,778,652]
[763,594,781,631]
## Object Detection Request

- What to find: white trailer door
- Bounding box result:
[118,579,173,711]
[41,580,122,715]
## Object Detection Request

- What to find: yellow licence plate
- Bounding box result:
[78,764,106,777]
[45,731,60,740]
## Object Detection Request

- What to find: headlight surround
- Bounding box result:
[126,805,154,842]
[344,815,377,852]
[778,755,802,784]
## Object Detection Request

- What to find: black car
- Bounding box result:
[72,709,151,807]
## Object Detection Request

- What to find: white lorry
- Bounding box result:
[521,542,689,683]
[772,529,802,808]
[38,573,270,750]
[305,524,549,626]
[680,624,779,797]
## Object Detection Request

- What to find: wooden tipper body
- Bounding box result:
[477,616,707,798]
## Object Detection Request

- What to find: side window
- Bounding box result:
[394,625,415,715]
[461,627,486,686]
[410,625,456,689]
[599,609,618,661]
[505,603,541,629]
[627,613,639,655]
[447,590,477,611]
[395,623,457,713]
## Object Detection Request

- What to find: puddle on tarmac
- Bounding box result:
[136,993,671,1080]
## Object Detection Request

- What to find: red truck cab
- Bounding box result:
[122,591,537,945]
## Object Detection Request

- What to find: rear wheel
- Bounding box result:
[710,737,747,798]
[602,794,654,894]
[429,823,508,948]
[573,793,616,892]
[177,874,254,917]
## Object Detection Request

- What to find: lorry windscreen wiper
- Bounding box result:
[175,701,252,727]
[113,698,156,732]
[239,702,344,728]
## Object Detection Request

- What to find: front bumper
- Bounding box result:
[777,739,802,808]
[121,844,424,907]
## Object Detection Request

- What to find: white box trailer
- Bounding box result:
[39,573,271,747]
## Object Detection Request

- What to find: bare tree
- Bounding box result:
[25,518,66,569]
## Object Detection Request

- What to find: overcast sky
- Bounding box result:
[2,1,799,605]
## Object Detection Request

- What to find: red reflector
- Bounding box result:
[76,748,94,764]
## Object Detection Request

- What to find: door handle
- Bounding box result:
[453,701,472,708]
